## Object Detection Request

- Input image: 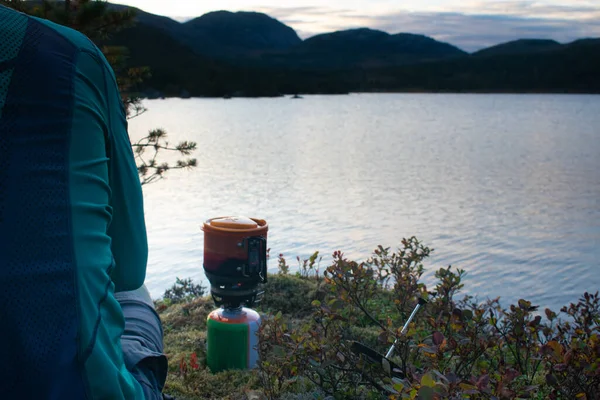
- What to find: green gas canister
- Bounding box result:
[206,306,261,372]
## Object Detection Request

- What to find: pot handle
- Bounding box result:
[245,236,268,284]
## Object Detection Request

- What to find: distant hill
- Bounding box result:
[474,39,561,57]
[105,22,286,98]
[287,28,467,68]
[102,4,600,96]
[566,38,600,49]
[109,5,301,60]
[183,11,301,56]
[366,38,600,93]
[300,28,464,58]
[110,5,467,67]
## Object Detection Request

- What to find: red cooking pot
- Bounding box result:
[202,216,268,290]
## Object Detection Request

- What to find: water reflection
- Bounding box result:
[131,94,600,310]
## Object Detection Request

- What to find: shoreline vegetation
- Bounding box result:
[143,89,600,101]
[156,238,599,400]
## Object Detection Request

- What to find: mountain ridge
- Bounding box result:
[103,3,600,96]
[111,3,598,55]
[111,4,472,66]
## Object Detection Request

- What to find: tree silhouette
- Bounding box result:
[1,0,197,185]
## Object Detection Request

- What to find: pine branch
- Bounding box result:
[3,0,197,185]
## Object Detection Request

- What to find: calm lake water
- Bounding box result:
[128,94,600,311]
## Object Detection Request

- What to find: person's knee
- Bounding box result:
[115,284,155,309]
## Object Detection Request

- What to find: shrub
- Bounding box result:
[158,238,598,400]
[257,238,599,400]
[163,277,206,304]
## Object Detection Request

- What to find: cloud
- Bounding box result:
[257,6,349,18]
[254,2,600,52]
[455,1,600,19]
[169,16,195,23]
[347,11,600,51]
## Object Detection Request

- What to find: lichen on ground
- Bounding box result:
[158,275,324,400]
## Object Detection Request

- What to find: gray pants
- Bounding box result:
[115,286,168,400]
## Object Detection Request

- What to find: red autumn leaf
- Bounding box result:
[545,308,557,321]
[179,356,187,376]
[190,352,199,370]
[447,337,458,350]
[433,331,444,346]
[564,350,573,365]
[378,331,389,344]
[504,368,520,383]
[476,374,490,390]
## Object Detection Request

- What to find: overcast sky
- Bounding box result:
[113,0,600,51]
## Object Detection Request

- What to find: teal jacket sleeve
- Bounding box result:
[28,12,147,292]
[101,50,149,292]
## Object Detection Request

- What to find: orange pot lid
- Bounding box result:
[209,216,259,230]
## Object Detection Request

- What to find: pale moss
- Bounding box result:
[159,274,321,400]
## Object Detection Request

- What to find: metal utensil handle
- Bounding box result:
[399,304,422,336]
[385,298,427,359]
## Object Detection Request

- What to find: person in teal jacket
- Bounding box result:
[0,5,167,399]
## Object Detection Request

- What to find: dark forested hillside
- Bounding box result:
[104,4,600,96]
[283,28,467,69]
[473,39,562,57]
[364,38,600,93]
